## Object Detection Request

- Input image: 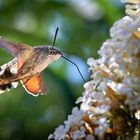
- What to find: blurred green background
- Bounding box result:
[0,0,124,139]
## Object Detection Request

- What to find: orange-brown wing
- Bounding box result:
[21,74,47,96]
[0,38,33,57]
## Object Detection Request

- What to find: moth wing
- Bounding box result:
[21,74,47,97]
[0,38,33,57]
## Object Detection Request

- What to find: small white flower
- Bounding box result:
[116,83,132,94]
[76,96,83,104]
[64,107,83,131]
[72,126,86,140]
[53,125,66,140]
[81,96,92,111]
[94,105,110,114]
[95,117,109,138]
[92,91,105,101]
[87,58,96,67]
[86,135,95,140]
[135,110,140,120]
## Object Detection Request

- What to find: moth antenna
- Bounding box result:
[52,27,59,46]
[61,55,86,82]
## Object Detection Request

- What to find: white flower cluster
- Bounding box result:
[49,107,95,140]
[49,0,140,139]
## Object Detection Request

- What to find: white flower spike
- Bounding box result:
[49,0,140,139]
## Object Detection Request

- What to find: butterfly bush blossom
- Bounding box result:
[49,0,140,139]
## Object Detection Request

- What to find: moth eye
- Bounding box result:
[50,51,53,54]
[49,50,55,54]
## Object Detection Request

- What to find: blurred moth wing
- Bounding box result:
[0,38,33,57]
[0,38,34,69]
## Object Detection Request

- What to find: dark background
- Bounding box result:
[0,0,124,139]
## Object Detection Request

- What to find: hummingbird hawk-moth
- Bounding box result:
[0,37,63,96]
[0,29,85,97]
